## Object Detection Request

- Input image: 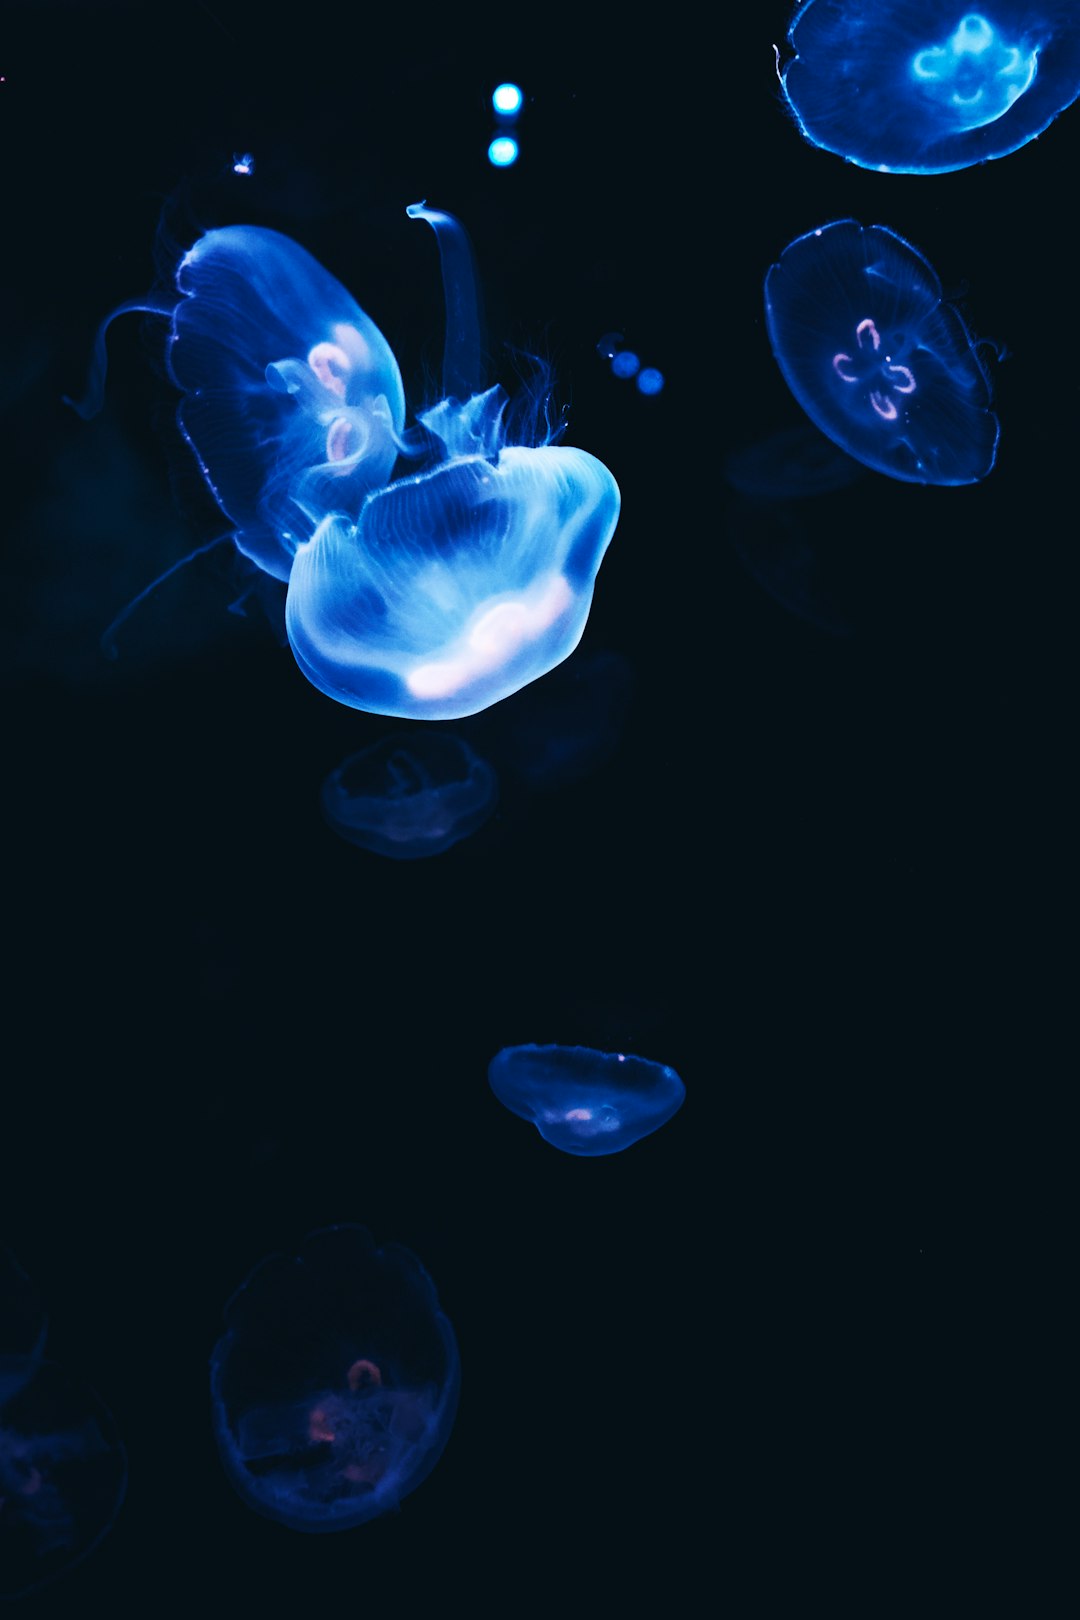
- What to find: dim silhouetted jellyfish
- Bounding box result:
[764,220,999,486]
[321,730,497,858]
[724,424,866,502]
[779,2,1080,173]
[0,1363,127,1600]
[482,650,633,789]
[488,1045,685,1156]
[285,204,620,721]
[210,1226,459,1532]
[67,227,406,582]
[0,1253,46,1406]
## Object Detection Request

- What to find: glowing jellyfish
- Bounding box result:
[321,730,497,858]
[488,1045,686,1156]
[210,1226,459,1531]
[779,2,1080,173]
[764,220,999,486]
[0,1253,46,1406]
[285,204,620,721]
[67,227,406,581]
[0,1363,127,1600]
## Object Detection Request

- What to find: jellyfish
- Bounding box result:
[482,650,633,789]
[0,1253,47,1406]
[487,1045,686,1157]
[779,1,1080,173]
[210,1226,459,1532]
[0,1363,127,1600]
[321,730,497,858]
[724,424,866,502]
[285,204,621,721]
[67,226,406,582]
[764,220,999,486]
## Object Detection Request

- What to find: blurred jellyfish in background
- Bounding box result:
[210,1226,459,1531]
[488,1045,686,1156]
[724,423,866,503]
[0,1363,127,1600]
[69,202,619,720]
[779,1,1080,172]
[0,1253,46,1406]
[321,730,497,859]
[764,220,1000,486]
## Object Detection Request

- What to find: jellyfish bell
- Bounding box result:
[284,203,620,721]
[779,0,1080,173]
[488,1044,686,1156]
[210,1226,460,1532]
[764,219,1000,486]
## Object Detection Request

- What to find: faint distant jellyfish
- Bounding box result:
[488,1045,686,1156]
[321,730,497,858]
[724,424,866,502]
[0,1252,47,1405]
[67,226,406,581]
[210,1226,459,1531]
[483,650,633,789]
[0,1363,127,1600]
[285,203,621,721]
[764,220,999,486]
[779,1,1080,173]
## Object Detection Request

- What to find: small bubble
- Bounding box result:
[611,350,640,380]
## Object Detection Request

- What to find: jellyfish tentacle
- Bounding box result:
[406,202,486,402]
[62,297,177,420]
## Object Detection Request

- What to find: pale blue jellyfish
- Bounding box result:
[321,730,497,858]
[488,1045,686,1156]
[285,204,621,721]
[67,227,406,582]
[0,1363,127,1600]
[764,220,999,486]
[779,2,1080,173]
[0,1252,46,1406]
[210,1226,459,1532]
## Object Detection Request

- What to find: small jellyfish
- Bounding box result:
[764,220,999,486]
[321,730,497,859]
[210,1226,459,1532]
[67,227,406,582]
[0,1363,127,1600]
[482,649,633,789]
[724,424,867,502]
[488,1044,686,1156]
[0,1252,47,1406]
[779,1,1080,173]
[285,204,620,721]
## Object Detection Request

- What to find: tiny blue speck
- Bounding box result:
[611,350,640,379]
[637,367,664,395]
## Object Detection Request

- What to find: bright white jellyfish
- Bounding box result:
[284,204,621,721]
[779,1,1080,174]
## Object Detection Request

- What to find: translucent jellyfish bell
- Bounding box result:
[210,1226,459,1532]
[779,1,1080,173]
[488,1045,686,1156]
[0,1251,47,1405]
[285,204,620,721]
[0,1363,128,1600]
[68,227,406,582]
[764,220,999,486]
[321,730,497,858]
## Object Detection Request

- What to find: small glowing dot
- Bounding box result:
[596,331,624,359]
[637,367,665,396]
[611,350,640,380]
[488,135,519,167]
[492,82,524,116]
[232,152,255,176]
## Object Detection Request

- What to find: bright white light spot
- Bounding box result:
[492,82,524,115]
[407,574,574,699]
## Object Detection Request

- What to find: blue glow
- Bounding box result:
[210,1227,459,1532]
[70,204,618,720]
[487,135,519,166]
[764,220,999,486]
[322,730,497,858]
[0,1252,46,1406]
[595,331,624,360]
[488,1045,686,1156]
[611,350,640,379]
[286,205,620,721]
[636,367,665,396]
[724,425,866,501]
[1,1364,128,1600]
[492,82,524,115]
[231,152,255,176]
[780,2,1080,173]
[67,228,406,582]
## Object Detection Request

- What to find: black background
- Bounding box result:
[2,1,1071,1610]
